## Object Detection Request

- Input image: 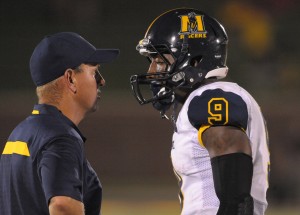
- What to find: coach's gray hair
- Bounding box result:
[36,77,64,105]
[36,67,83,105]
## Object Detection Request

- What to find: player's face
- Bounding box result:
[147,54,175,74]
[74,64,105,113]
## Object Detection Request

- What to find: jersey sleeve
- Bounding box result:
[37,136,84,205]
[188,89,248,145]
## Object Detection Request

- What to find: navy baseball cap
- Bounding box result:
[30,32,120,86]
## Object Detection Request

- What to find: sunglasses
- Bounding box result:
[94,67,105,87]
[73,65,105,87]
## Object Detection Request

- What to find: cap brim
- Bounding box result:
[86,49,120,63]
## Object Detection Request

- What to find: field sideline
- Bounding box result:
[101,184,299,215]
[102,200,300,215]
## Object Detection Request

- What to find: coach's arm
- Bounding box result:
[49,196,85,215]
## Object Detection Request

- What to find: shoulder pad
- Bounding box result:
[188,89,248,130]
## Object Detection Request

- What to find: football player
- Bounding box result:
[130,8,270,215]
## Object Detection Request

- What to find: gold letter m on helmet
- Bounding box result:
[179,12,205,34]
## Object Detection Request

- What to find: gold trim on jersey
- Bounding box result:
[32,110,40,114]
[2,141,30,156]
[198,125,211,147]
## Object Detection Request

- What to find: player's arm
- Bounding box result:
[188,89,254,215]
[202,125,251,157]
[202,126,253,215]
[49,196,84,215]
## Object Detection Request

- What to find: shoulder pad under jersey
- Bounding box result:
[188,88,248,130]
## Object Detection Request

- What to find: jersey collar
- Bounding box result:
[32,104,86,142]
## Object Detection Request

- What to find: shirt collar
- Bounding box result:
[32,104,86,142]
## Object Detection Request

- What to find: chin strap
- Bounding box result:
[170,101,178,132]
[159,100,178,133]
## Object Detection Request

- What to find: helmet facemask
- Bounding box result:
[130,38,188,106]
[130,35,213,105]
[130,8,229,118]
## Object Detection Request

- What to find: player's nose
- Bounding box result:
[147,61,157,74]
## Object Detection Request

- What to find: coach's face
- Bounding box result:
[74,64,105,113]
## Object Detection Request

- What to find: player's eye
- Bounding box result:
[155,58,165,63]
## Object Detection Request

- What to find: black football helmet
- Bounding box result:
[130,8,228,107]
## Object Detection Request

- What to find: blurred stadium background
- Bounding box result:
[1,0,299,214]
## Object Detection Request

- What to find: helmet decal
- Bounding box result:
[179,12,207,39]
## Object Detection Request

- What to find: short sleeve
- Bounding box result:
[83,160,102,215]
[37,136,84,205]
[188,89,248,130]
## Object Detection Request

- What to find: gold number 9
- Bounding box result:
[208,98,229,125]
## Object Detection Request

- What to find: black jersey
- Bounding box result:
[0,104,102,215]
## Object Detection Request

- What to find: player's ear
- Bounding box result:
[64,69,77,94]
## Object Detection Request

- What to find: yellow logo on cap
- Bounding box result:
[179,12,207,39]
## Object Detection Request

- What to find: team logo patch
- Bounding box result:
[178,12,207,39]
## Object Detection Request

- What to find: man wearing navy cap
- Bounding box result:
[0,32,120,215]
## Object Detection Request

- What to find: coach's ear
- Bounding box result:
[64,69,77,94]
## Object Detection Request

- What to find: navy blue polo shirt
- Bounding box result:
[0,104,102,215]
